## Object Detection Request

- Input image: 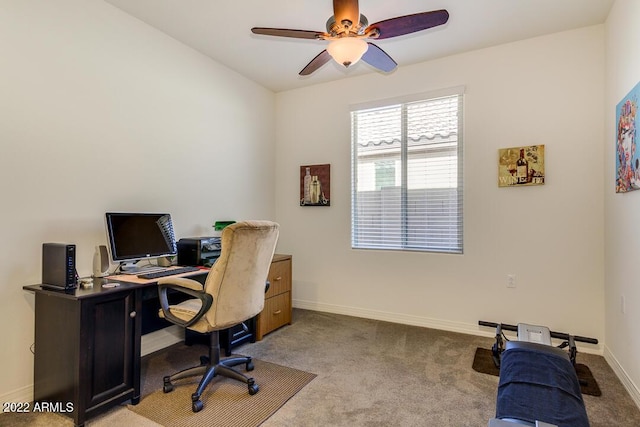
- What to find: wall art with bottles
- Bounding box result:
[300,164,330,206]
[498,145,545,187]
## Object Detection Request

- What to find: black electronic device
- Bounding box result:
[177,237,221,267]
[104,212,177,273]
[42,243,77,289]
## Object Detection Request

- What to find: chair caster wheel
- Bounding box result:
[162,376,174,393]
[248,379,259,395]
[246,360,254,371]
[192,400,204,412]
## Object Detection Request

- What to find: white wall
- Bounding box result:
[604,0,640,406]
[0,0,276,399]
[275,27,605,344]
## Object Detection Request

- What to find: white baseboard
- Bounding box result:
[293,300,603,356]
[294,298,489,337]
[0,383,33,405]
[292,299,605,355]
[603,345,640,409]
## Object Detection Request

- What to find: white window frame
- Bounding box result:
[350,86,464,254]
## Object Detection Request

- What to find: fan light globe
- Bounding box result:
[327,38,368,68]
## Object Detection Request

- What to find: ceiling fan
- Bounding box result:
[251,0,449,76]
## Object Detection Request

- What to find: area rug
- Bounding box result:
[129,358,316,427]
[472,347,601,396]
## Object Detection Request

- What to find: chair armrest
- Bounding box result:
[157,277,213,328]
[158,276,205,291]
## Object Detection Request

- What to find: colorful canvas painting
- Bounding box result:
[498,145,545,187]
[616,81,640,193]
[300,164,330,206]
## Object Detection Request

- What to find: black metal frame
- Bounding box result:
[478,320,598,368]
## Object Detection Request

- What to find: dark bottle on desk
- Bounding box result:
[516,149,528,184]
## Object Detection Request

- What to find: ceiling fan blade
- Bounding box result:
[299,50,332,76]
[333,0,360,27]
[251,27,325,40]
[361,43,397,73]
[368,9,449,40]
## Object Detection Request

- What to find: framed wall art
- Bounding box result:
[498,145,545,187]
[616,81,639,193]
[300,164,330,206]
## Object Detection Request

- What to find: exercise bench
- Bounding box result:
[479,321,598,427]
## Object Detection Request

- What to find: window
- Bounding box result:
[350,87,464,253]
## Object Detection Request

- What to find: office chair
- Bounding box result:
[157,220,279,412]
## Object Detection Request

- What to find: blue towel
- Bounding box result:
[496,346,590,427]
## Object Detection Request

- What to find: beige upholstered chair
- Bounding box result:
[157,220,279,412]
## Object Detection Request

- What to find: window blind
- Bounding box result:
[351,89,464,253]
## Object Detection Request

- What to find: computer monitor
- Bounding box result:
[105,212,177,273]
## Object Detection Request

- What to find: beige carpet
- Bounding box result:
[2,309,640,426]
[128,358,316,427]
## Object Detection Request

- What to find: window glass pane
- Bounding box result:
[375,160,396,190]
[351,91,463,253]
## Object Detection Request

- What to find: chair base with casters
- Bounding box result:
[162,330,258,412]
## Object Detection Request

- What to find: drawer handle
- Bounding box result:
[129,311,137,318]
[273,310,282,315]
[274,276,282,281]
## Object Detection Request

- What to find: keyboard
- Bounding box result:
[137,266,201,280]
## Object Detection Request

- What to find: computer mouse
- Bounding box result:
[103,282,120,288]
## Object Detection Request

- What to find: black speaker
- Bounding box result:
[42,243,77,289]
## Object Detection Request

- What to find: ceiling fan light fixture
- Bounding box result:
[327,37,368,68]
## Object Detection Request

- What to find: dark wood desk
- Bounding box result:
[23,254,291,427]
[23,269,209,427]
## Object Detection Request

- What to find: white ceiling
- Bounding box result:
[103,0,614,93]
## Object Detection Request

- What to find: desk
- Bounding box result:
[23,268,209,427]
[23,255,292,427]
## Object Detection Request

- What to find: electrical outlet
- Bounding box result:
[507,274,516,288]
[621,295,626,314]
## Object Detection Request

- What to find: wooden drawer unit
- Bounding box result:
[257,254,292,340]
